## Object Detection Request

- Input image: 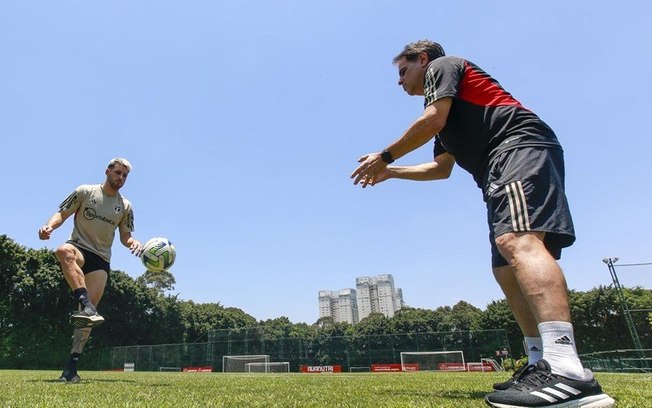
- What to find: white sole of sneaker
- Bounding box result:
[59,376,81,383]
[487,393,615,408]
[70,316,105,328]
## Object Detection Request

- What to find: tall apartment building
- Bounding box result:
[395,288,405,309]
[318,274,404,324]
[318,288,359,324]
[356,274,404,320]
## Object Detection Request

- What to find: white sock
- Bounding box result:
[538,321,592,380]
[524,336,543,366]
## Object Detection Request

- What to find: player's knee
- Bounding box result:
[494,233,518,260]
[495,232,545,265]
[55,245,76,263]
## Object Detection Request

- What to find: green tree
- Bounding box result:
[389,307,444,334]
[136,269,176,293]
[183,302,257,344]
[478,299,522,358]
[447,301,482,331]
[4,234,650,370]
[309,317,351,365]
[0,236,71,368]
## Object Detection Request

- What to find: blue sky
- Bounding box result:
[2,1,651,324]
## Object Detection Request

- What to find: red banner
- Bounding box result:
[438,363,466,371]
[299,365,342,373]
[466,362,496,372]
[182,366,213,372]
[371,364,419,372]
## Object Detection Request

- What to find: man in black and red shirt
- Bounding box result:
[351,40,614,408]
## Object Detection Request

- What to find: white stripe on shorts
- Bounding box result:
[505,181,531,232]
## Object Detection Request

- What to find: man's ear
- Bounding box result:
[419,51,430,67]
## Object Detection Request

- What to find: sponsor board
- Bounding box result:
[299,365,342,373]
[371,363,419,372]
[466,362,496,372]
[438,363,466,371]
[182,366,213,372]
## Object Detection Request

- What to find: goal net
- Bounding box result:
[400,351,465,371]
[222,355,270,372]
[482,358,503,372]
[349,366,371,373]
[245,362,290,373]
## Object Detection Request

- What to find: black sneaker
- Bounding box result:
[485,359,615,407]
[70,304,105,328]
[493,364,536,391]
[58,367,81,383]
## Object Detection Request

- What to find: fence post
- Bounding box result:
[602,257,647,368]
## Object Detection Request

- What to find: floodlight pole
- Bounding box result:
[602,257,644,352]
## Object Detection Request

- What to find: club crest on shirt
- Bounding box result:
[113,203,123,214]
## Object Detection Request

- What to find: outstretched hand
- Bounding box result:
[130,240,143,257]
[364,168,392,186]
[351,152,387,188]
[38,225,53,240]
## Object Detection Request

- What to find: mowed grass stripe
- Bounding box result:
[0,370,649,407]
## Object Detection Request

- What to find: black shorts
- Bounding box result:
[71,244,111,274]
[483,146,575,267]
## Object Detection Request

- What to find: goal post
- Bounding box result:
[481,358,503,372]
[245,362,290,373]
[222,355,270,372]
[400,351,465,371]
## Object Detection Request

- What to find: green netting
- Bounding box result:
[89,329,509,372]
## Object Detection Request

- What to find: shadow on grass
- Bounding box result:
[380,389,488,400]
[38,378,140,384]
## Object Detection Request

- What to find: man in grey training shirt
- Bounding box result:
[39,157,142,382]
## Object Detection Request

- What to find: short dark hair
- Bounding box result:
[393,40,445,64]
[108,157,132,171]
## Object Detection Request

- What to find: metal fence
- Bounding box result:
[86,259,651,373]
[580,349,652,373]
[602,258,652,352]
[89,328,510,372]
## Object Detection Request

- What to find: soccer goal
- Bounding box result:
[245,361,290,373]
[349,366,371,373]
[400,351,465,371]
[222,355,270,372]
[481,358,503,372]
[466,359,502,372]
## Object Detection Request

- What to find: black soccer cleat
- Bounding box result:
[58,368,81,383]
[70,304,105,328]
[493,364,537,391]
[485,359,615,407]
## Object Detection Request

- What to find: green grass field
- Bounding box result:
[0,370,649,407]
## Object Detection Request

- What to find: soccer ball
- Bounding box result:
[141,237,176,272]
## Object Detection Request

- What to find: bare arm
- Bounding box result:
[388,153,455,181]
[386,98,452,160]
[351,98,452,186]
[38,211,72,240]
[366,152,455,186]
[120,230,142,256]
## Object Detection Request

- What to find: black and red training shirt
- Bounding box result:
[424,56,561,187]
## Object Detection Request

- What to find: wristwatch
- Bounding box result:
[381,149,394,164]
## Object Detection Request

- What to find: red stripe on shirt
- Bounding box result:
[458,61,523,108]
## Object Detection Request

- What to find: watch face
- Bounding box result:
[382,150,394,164]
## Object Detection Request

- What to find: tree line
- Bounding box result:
[1,234,650,369]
